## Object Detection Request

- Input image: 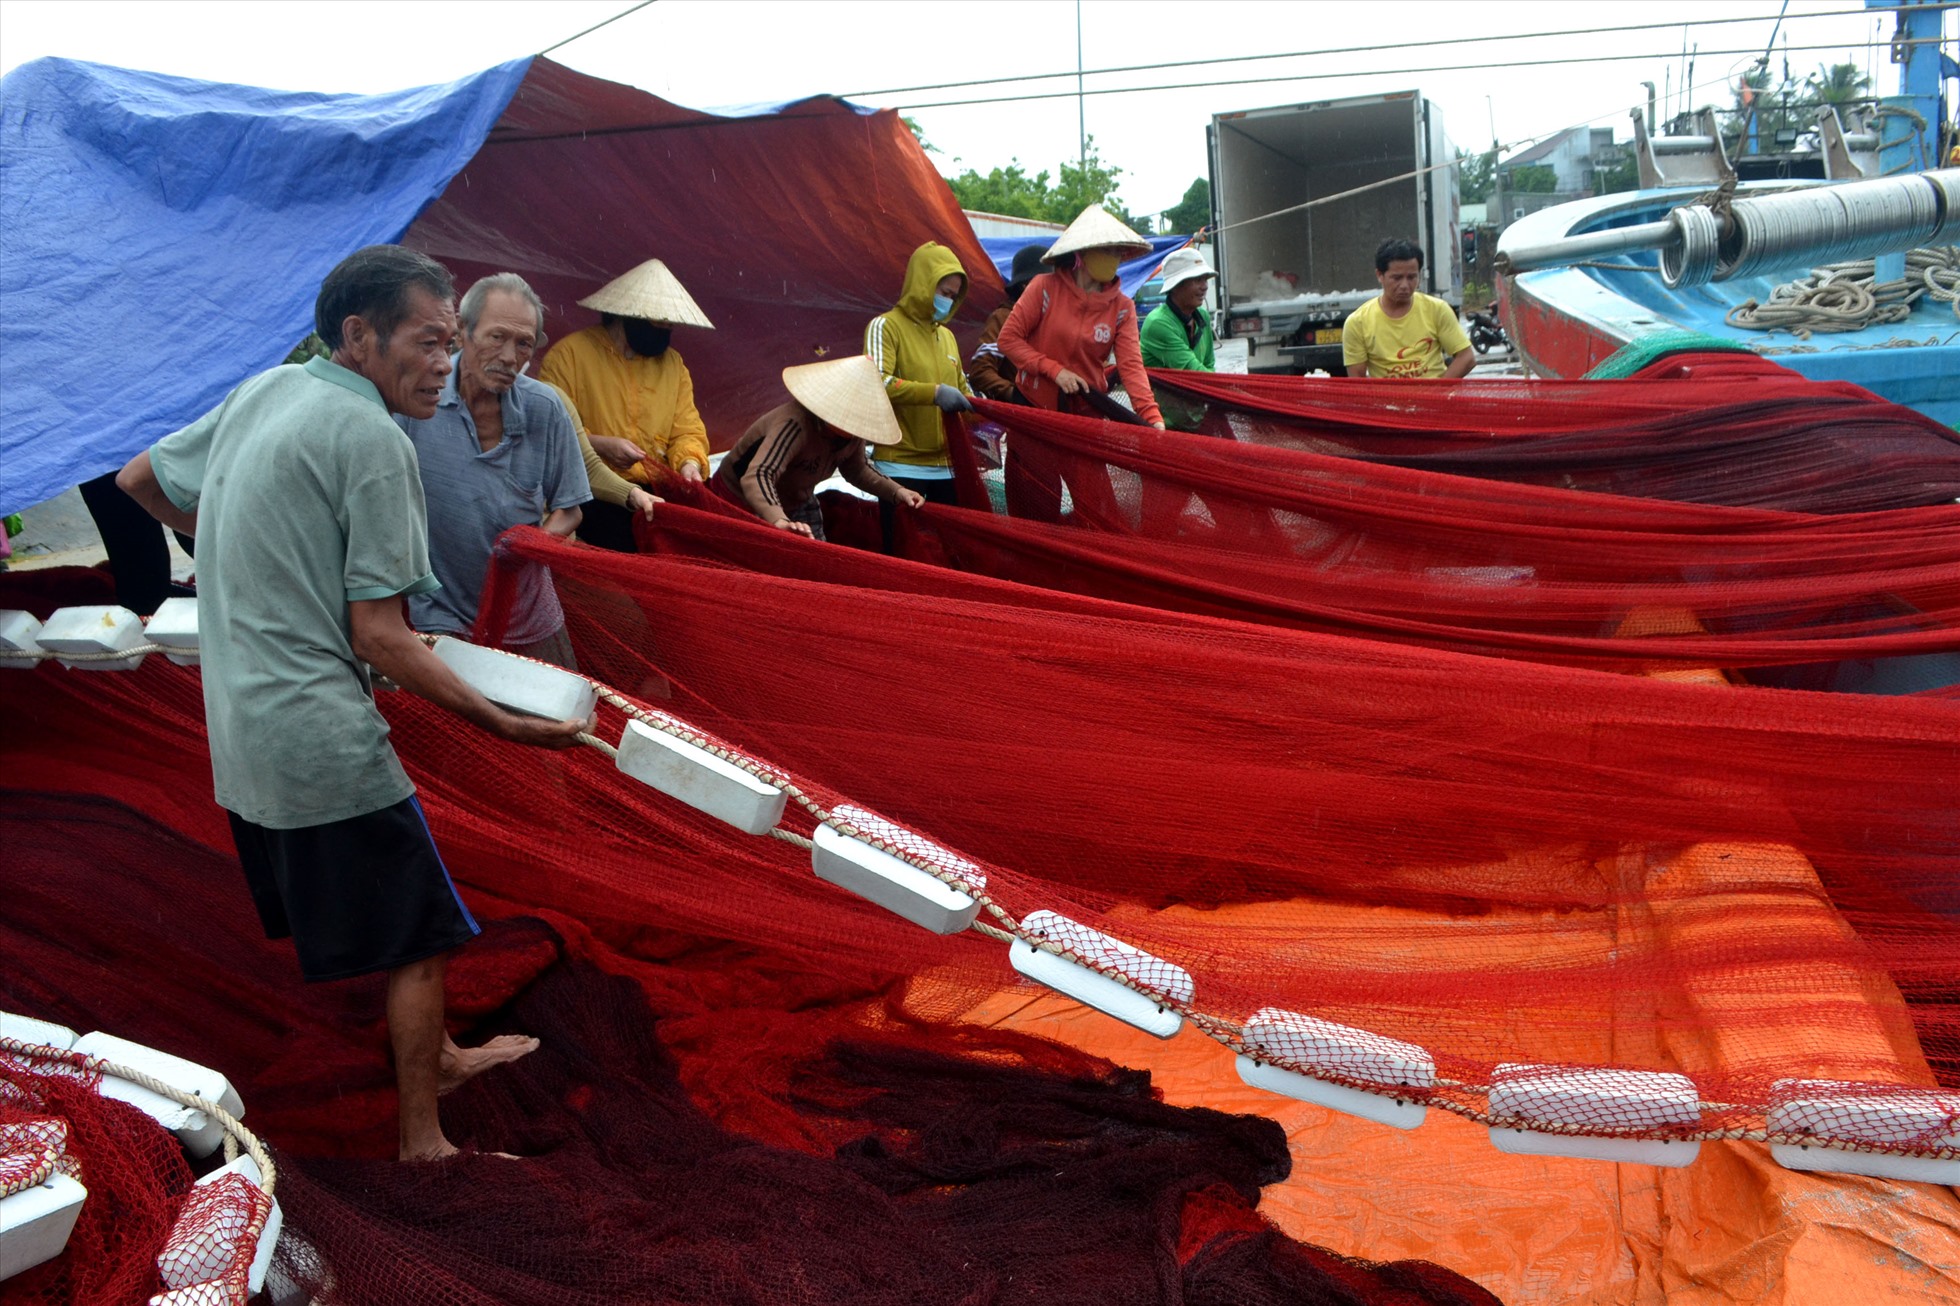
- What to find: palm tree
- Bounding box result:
[1805,63,1871,107]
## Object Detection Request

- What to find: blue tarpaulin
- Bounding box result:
[0,57,1000,515]
[0,57,534,513]
[978,234,1192,300]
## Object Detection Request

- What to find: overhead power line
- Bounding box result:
[846,5,1919,100]
[539,0,658,58]
[890,40,1930,112]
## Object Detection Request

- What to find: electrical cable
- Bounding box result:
[539,0,658,58]
[888,40,1943,113]
[845,5,1920,100]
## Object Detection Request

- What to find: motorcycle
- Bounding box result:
[1466,306,1510,355]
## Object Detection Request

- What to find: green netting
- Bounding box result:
[1582,329,1753,379]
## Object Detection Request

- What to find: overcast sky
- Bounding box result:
[2,1,1951,217]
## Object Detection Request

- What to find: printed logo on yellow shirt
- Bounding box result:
[1379,338,1439,378]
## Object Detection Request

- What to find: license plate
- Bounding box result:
[1313,327,1344,344]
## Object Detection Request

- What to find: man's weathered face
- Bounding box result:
[461,289,539,396]
[1168,275,1211,314]
[357,285,456,419]
[1377,258,1422,310]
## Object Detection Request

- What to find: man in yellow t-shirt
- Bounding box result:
[1341,238,1475,380]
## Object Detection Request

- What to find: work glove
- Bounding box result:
[932,384,973,413]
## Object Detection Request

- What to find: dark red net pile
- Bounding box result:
[1144,358,1960,512]
[0,790,1498,1306]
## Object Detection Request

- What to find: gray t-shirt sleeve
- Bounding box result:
[540,396,593,513]
[341,430,441,603]
[149,401,225,512]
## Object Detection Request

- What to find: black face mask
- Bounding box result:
[623,319,671,357]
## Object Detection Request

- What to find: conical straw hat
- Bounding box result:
[577,258,715,329]
[1043,205,1151,263]
[781,356,904,446]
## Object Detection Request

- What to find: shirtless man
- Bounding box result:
[117,245,587,1159]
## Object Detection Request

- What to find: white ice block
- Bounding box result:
[1488,1063,1701,1167]
[34,605,149,671]
[0,610,43,668]
[615,717,786,835]
[145,597,200,666]
[156,1157,282,1294]
[73,1032,245,1159]
[0,1173,87,1281]
[430,636,596,722]
[1236,1007,1435,1131]
[811,807,982,935]
[0,1011,79,1051]
[1768,1079,1960,1185]
[1009,910,1191,1039]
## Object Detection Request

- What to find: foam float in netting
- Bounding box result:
[430,634,597,722]
[4,605,150,671]
[1766,1079,1960,1185]
[0,610,45,667]
[811,805,985,935]
[615,715,788,835]
[144,597,200,667]
[0,1107,86,1283]
[1009,910,1193,1039]
[1235,1007,1436,1131]
[155,1154,282,1300]
[1487,1064,1702,1168]
[69,1032,245,1159]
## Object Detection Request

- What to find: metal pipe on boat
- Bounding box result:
[1497,170,1960,289]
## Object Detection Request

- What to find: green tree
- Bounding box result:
[1458,149,1496,204]
[1595,153,1641,195]
[1805,62,1871,107]
[1507,164,1558,194]
[1161,178,1210,233]
[947,138,1133,226]
[902,115,938,155]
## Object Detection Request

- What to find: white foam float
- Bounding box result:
[430,636,597,722]
[0,1172,88,1282]
[1235,1007,1435,1131]
[0,1011,79,1052]
[1767,1079,1960,1185]
[810,806,983,935]
[72,1032,245,1159]
[144,597,200,667]
[155,1154,282,1296]
[615,718,786,835]
[1488,1063,1701,1167]
[34,605,149,671]
[1009,910,1191,1039]
[0,610,43,668]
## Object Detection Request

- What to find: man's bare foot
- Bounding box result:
[437,1033,539,1095]
[399,1137,523,1162]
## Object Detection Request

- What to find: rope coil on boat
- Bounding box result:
[1726,246,1960,338]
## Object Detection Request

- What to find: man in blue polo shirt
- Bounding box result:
[117,245,587,1160]
[400,273,591,669]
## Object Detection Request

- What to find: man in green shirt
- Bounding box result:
[1139,248,1217,372]
[117,245,587,1161]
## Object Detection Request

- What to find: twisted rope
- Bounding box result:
[1727,246,1960,339]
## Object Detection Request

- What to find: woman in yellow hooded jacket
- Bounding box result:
[864,242,974,533]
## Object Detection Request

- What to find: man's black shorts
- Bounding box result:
[226,796,479,982]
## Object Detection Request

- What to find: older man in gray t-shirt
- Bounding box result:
[117,246,587,1161]
[398,273,590,669]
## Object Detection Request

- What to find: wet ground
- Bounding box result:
[4,487,195,581]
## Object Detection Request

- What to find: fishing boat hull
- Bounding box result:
[1500,186,1960,426]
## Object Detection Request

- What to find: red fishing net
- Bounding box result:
[0,1048,192,1305]
[0,790,1499,1306]
[1146,358,1960,512]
